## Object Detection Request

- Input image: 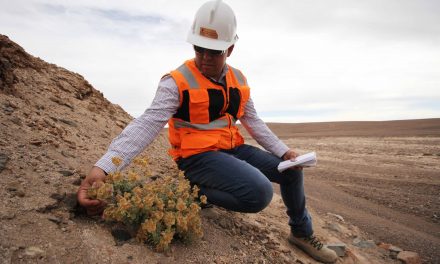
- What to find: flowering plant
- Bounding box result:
[87,156,207,251]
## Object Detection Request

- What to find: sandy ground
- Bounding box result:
[246,120,440,263]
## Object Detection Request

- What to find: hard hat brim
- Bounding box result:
[187,32,238,51]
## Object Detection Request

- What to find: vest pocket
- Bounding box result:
[188,89,210,123]
[180,132,220,150]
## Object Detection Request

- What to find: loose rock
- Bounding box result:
[352,237,376,248]
[59,170,74,176]
[397,251,422,264]
[327,243,346,257]
[24,246,45,258]
[0,153,9,173]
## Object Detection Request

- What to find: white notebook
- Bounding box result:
[277,152,317,172]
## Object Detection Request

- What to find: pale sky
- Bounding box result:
[1,0,439,122]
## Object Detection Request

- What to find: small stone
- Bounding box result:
[327,212,345,222]
[48,215,62,224]
[10,116,22,126]
[15,190,26,197]
[24,246,45,258]
[6,181,20,192]
[0,211,16,220]
[379,242,403,253]
[50,193,65,201]
[397,251,421,264]
[0,153,9,173]
[58,170,74,176]
[29,139,43,146]
[231,244,240,251]
[58,118,77,127]
[389,245,403,253]
[352,237,376,248]
[63,193,78,210]
[61,150,75,158]
[72,178,82,186]
[327,243,346,257]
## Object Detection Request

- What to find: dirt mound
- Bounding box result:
[0,35,410,263]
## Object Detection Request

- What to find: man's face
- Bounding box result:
[194,45,233,80]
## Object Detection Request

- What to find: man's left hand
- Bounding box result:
[282,149,303,170]
[282,149,299,161]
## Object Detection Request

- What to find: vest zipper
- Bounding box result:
[227,114,233,149]
[223,84,233,149]
[212,76,233,149]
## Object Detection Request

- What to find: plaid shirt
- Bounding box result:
[95,67,289,173]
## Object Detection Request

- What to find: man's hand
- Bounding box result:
[282,149,303,170]
[282,149,299,161]
[77,166,107,215]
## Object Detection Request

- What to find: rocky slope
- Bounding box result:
[0,35,420,263]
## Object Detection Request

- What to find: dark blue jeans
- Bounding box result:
[177,144,313,237]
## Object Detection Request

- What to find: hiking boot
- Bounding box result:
[288,233,338,263]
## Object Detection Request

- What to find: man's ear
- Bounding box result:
[227,45,234,57]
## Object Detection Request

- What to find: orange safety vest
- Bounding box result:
[167,59,250,160]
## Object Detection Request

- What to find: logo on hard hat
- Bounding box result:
[199,27,218,40]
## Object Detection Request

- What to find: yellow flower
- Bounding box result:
[161,230,174,244]
[176,214,188,232]
[133,157,149,167]
[128,171,140,182]
[143,196,155,208]
[190,203,200,214]
[132,186,143,196]
[112,171,123,181]
[192,185,200,198]
[152,211,164,221]
[177,179,189,192]
[167,199,175,209]
[163,212,176,228]
[200,195,207,204]
[155,198,164,211]
[176,198,186,212]
[118,197,131,211]
[132,195,143,209]
[142,219,157,233]
[111,157,123,167]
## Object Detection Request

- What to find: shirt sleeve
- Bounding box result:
[95,75,180,173]
[239,97,289,158]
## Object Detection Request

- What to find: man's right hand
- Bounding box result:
[77,166,107,215]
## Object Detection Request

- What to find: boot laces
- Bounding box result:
[304,235,323,250]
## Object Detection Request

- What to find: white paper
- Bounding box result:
[277,152,317,172]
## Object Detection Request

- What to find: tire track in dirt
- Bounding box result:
[302,180,440,263]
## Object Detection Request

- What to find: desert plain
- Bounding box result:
[245,119,440,262]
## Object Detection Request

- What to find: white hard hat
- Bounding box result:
[187,0,238,51]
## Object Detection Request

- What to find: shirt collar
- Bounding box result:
[205,65,229,85]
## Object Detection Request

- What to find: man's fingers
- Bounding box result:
[77,184,103,208]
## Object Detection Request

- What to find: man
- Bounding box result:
[77,1,337,263]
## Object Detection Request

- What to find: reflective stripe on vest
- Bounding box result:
[230,66,247,86]
[177,64,199,89]
[174,117,236,130]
